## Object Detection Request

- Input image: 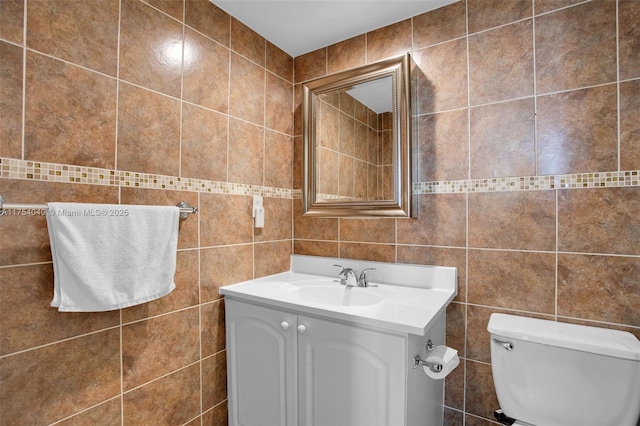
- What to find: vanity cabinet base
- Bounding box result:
[225,298,446,426]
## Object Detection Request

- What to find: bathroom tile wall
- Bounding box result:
[0,0,293,424]
[293,0,639,424]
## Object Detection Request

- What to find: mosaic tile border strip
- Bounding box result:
[0,158,295,199]
[2,158,638,199]
[414,171,640,194]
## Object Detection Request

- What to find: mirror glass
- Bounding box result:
[303,54,414,217]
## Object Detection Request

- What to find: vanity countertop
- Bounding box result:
[220,255,457,336]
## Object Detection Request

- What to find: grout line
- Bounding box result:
[463,1,470,421]
[20,0,27,161]
[532,0,539,177]
[555,188,559,320]
[0,323,122,360]
[615,0,621,172]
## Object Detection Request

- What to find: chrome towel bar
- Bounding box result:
[0,195,198,220]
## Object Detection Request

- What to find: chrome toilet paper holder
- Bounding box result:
[412,339,443,373]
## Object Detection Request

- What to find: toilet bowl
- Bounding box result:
[488,313,640,426]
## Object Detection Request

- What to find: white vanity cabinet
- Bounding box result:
[221,255,457,426]
[225,298,444,426]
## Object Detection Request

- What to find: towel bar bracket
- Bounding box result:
[176,201,197,220]
[0,195,198,220]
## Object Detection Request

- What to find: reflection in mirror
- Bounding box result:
[303,54,414,217]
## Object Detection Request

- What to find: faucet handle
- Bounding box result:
[333,264,356,286]
[358,267,377,287]
[333,264,347,276]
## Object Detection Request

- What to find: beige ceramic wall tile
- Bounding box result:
[620,79,640,170]
[327,35,366,74]
[183,28,230,113]
[537,84,618,175]
[468,249,556,313]
[366,19,412,63]
[122,308,200,390]
[267,40,294,82]
[293,199,339,240]
[619,0,640,80]
[203,401,229,425]
[200,244,254,302]
[470,98,535,179]
[202,352,228,411]
[467,0,532,33]
[397,245,467,303]
[117,82,181,175]
[265,72,294,134]
[119,0,183,97]
[464,360,500,421]
[339,242,396,263]
[229,54,265,125]
[25,52,117,169]
[558,187,640,256]
[254,240,292,278]
[27,0,119,76]
[123,363,201,425]
[55,398,121,426]
[254,197,293,242]
[468,20,534,105]
[468,190,556,251]
[231,17,265,66]
[535,1,617,94]
[0,263,119,355]
[0,329,120,424]
[146,0,184,21]
[185,0,230,47]
[200,193,254,247]
[534,0,584,15]
[201,299,226,357]
[0,41,23,159]
[417,109,469,182]
[294,47,326,84]
[397,193,467,247]
[181,103,229,182]
[413,1,466,49]
[413,39,468,114]
[228,119,264,185]
[265,130,293,189]
[558,254,640,326]
[0,0,24,44]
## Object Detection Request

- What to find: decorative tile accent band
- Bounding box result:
[2,158,638,199]
[414,171,640,194]
[0,157,296,199]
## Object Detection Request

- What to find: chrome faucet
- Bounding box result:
[358,268,376,287]
[334,265,377,287]
[334,265,358,286]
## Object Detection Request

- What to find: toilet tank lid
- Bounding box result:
[487,313,640,361]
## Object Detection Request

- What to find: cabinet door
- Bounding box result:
[226,299,297,426]
[297,315,407,426]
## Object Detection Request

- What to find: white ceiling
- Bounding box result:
[210,0,459,57]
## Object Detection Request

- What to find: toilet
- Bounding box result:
[487,313,640,426]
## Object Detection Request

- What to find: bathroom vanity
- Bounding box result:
[220,255,457,426]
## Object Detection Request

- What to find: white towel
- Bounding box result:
[45,202,180,312]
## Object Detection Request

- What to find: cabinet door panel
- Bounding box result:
[298,316,406,426]
[226,299,297,426]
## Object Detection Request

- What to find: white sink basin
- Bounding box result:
[293,285,382,306]
[219,255,458,335]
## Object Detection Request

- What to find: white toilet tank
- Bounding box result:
[488,313,640,426]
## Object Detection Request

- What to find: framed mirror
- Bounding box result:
[302,53,415,217]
